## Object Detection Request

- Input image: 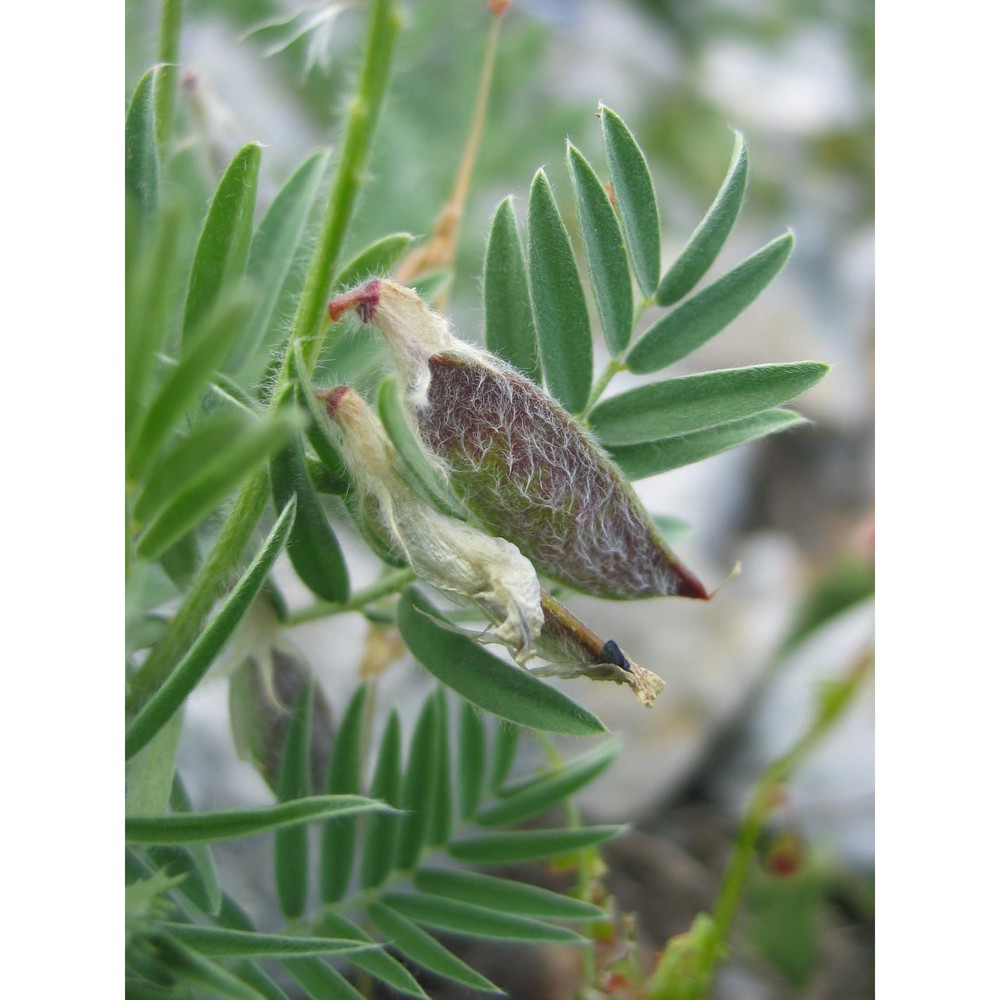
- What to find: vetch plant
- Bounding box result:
[125,0,833,996]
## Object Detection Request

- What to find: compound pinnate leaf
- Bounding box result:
[656,130,748,306]
[590,362,828,447]
[527,169,593,414]
[484,197,541,382]
[183,143,262,344]
[600,105,661,297]
[627,232,794,373]
[567,142,634,355]
[397,588,607,737]
[609,409,808,480]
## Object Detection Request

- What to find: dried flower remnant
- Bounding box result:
[535,592,665,707]
[320,384,543,662]
[328,279,708,601]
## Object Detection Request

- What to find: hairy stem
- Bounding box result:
[285,569,415,626]
[128,0,399,719]
[155,0,183,159]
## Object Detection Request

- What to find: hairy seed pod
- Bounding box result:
[328,279,708,600]
[320,385,544,662]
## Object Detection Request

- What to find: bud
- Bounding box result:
[328,279,708,600]
[320,385,544,662]
[535,591,665,706]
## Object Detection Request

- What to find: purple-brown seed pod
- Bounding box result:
[328,279,708,601]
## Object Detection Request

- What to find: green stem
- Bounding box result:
[154,0,183,159]
[698,648,874,985]
[127,0,399,715]
[296,0,400,374]
[285,569,415,626]
[578,356,625,422]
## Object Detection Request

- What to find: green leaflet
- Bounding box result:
[609,409,808,480]
[126,499,298,759]
[284,958,365,1000]
[182,143,261,344]
[376,375,466,519]
[161,924,375,959]
[600,105,661,298]
[317,913,429,1000]
[627,232,794,373]
[334,231,414,289]
[125,794,390,844]
[135,934,265,1000]
[275,683,313,919]
[292,343,351,493]
[136,409,300,561]
[489,721,520,791]
[656,130,748,306]
[127,289,258,482]
[527,169,593,414]
[360,711,403,889]
[236,151,328,376]
[448,825,623,864]
[126,211,181,445]
[567,142,634,355]
[413,867,604,921]
[133,411,255,524]
[589,362,828,447]
[166,776,222,915]
[396,694,440,870]
[125,67,162,239]
[320,683,370,903]
[396,588,607,737]
[429,687,454,846]
[368,903,502,994]
[381,892,585,943]
[475,739,618,827]
[457,701,486,820]
[484,197,541,382]
[270,404,350,603]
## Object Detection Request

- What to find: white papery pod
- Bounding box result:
[320,385,543,663]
